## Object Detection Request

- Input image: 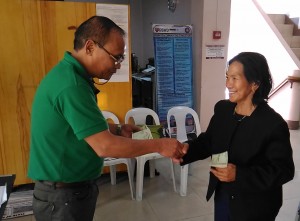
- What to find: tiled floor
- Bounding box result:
[9,129,300,221]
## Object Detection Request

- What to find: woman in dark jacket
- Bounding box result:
[182,52,294,221]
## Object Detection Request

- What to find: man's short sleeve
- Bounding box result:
[55,85,108,140]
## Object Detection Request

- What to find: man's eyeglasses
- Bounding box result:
[92,40,125,65]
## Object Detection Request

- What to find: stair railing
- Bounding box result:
[268,76,300,99]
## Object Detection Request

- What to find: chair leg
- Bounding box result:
[149,160,155,178]
[127,159,136,200]
[110,165,117,185]
[170,159,177,192]
[136,157,146,201]
[180,165,189,196]
[188,163,193,175]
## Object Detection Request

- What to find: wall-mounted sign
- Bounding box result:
[206,45,225,59]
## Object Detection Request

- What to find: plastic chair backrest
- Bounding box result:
[167,106,201,143]
[125,108,160,125]
[102,111,120,124]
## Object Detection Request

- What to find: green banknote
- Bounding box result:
[211,151,228,168]
[132,125,153,140]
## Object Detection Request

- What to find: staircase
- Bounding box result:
[268,14,300,60]
[268,14,300,129]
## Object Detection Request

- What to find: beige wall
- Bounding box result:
[191,0,204,130]
[198,0,231,129]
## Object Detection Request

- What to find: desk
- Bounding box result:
[132,73,156,110]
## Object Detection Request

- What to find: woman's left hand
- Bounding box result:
[210,163,236,182]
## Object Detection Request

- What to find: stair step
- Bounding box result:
[282,34,300,47]
[275,24,294,37]
[268,14,286,24]
[292,48,300,59]
[291,36,300,47]
[284,36,293,46]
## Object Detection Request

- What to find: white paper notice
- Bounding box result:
[206,45,225,59]
[96,4,129,82]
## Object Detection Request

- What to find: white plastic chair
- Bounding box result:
[167,106,201,196]
[125,107,176,201]
[102,110,136,200]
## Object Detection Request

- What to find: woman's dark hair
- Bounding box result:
[228,52,273,105]
[74,16,125,50]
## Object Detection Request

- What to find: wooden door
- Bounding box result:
[0,0,131,184]
[0,0,45,185]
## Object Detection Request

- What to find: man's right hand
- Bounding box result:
[172,143,189,163]
[158,138,187,163]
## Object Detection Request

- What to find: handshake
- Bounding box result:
[157,138,189,163]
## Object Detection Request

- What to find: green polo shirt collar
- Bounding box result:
[64,51,100,96]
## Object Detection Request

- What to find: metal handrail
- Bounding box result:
[268,78,289,98]
[268,76,300,99]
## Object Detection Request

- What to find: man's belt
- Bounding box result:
[38,179,96,188]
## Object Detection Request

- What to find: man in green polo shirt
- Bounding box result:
[28,16,187,221]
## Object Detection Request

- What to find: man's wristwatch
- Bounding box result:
[116,124,122,136]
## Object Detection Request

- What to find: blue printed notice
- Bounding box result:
[153,24,193,121]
